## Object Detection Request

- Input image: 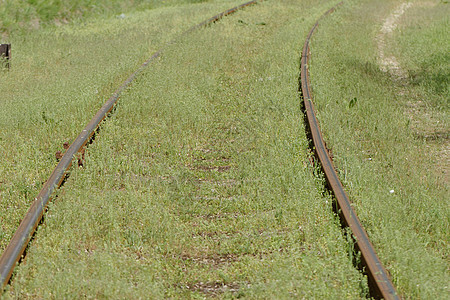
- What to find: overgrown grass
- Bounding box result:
[0,0,210,37]
[308,0,448,298]
[389,0,449,171]
[2,0,367,298]
[391,1,449,110]
[4,0,445,298]
[0,0,254,259]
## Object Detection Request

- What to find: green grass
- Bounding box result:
[0,0,210,37]
[389,0,449,151]
[0,0,256,259]
[2,0,446,298]
[1,0,367,298]
[308,0,449,298]
[391,1,449,109]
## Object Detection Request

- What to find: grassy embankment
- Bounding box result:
[1,0,369,298]
[309,0,448,298]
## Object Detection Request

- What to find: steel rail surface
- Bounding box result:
[0,0,260,289]
[300,3,399,300]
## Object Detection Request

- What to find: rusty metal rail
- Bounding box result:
[0,0,260,290]
[300,3,399,299]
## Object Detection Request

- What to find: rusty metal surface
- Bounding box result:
[300,3,399,300]
[0,0,260,289]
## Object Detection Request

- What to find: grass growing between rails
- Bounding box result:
[0,0,261,261]
[0,0,210,37]
[308,0,448,298]
[3,0,368,298]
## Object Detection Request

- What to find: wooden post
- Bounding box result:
[0,44,11,69]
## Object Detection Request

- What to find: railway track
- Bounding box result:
[1,1,400,298]
[299,2,399,299]
[0,0,261,289]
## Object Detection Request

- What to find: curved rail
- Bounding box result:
[300,3,399,300]
[0,0,260,289]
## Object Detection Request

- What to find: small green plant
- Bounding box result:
[349,97,357,108]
